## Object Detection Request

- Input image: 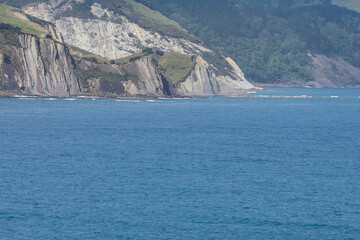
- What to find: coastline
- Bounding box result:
[0,90,252,99]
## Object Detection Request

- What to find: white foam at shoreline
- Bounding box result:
[115,99,141,102]
[255,95,312,98]
[18,97,36,100]
[14,95,37,98]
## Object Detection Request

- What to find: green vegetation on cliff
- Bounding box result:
[123,0,185,37]
[72,46,196,84]
[157,52,196,83]
[0,4,48,37]
[78,68,138,86]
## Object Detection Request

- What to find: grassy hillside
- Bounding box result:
[157,52,196,83]
[121,0,190,38]
[124,0,184,32]
[0,4,48,37]
[332,0,360,12]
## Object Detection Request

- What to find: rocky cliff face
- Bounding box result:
[1,1,256,97]
[307,54,360,88]
[0,34,80,96]
[76,56,170,97]
[175,56,254,96]
[52,16,210,60]
[76,54,254,97]
[22,1,256,96]
[24,1,211,60]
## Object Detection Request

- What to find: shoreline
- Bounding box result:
[2,87,360,99]
[0,90,252,99]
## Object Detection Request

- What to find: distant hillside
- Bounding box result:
[145,0,360,84]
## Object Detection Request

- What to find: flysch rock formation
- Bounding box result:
[76,55,254,97]
[77,56,169,97]
[175,56,254,96]
[0,34,80,96]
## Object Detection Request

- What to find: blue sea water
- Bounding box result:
[0,88,360,239]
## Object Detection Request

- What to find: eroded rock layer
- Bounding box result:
[0,34,80,96]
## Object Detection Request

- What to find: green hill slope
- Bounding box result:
[144,0,360,83]
[0,4,48,37]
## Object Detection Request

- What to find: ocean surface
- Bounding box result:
[1,88,360,239]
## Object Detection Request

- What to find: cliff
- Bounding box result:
[0,4,80,96]
[175,56,253,96]
[0,2,255,97]
[0,34,80,96]
[76,55,168,97]
[74,51,254,97]
[21,1,256,96]
[307,54,360,88]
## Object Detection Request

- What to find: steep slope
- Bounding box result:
[0,4,80,96]
[308,53,360,88]
[51,16,207,60]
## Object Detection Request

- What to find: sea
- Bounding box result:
[0,88,359,239]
